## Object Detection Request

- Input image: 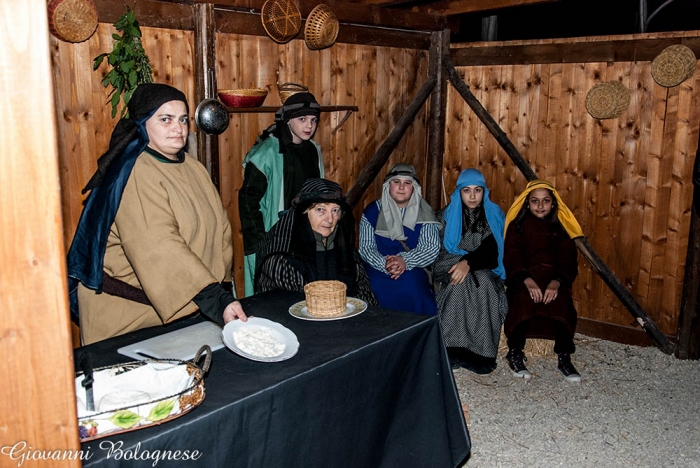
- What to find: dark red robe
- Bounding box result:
[503,212,579,339]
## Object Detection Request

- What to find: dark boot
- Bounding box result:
[504,349,532,379]
[557,353,581,382]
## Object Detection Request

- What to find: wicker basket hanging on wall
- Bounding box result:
[261,0,302,44]
[47,0,98,43]
[651,44,697,88]
[304,4,339,50]
[585,80,630,120]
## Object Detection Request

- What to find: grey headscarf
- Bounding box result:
[375,163,438,240]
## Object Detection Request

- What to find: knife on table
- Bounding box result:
[80,352,95,411]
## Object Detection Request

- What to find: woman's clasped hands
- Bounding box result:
[385,255,407,280]
[524,278,559,304]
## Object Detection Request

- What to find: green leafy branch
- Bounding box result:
[93,5,153,118]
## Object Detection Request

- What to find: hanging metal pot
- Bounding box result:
[195,70,230,135]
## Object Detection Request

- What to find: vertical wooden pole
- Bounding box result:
[676,147,700,359]
[194,2,221,191]
[0,0,80,459]
[426,30,449,210]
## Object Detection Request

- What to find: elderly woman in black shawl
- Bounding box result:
[67,83,246,344]
[255,178,376,305]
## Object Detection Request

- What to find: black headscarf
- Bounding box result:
[67,83,189,321]
[255,92,321,155]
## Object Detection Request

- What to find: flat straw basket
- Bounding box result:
[77,345,211,442]
[261,0,302,44]
[304,280,346,317]
[278,82,309,103]
[651,44,697,88]
[304,4,339,50]
[585,80,630,119]
[47,0,99,43]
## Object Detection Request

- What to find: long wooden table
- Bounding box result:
[77,290,470,467]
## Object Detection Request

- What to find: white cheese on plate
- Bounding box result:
[233,326,286,358]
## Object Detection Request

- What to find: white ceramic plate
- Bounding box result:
[221,317,299,362]
[288,297,368,321]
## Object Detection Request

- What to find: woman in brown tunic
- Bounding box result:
[502,180,584,382]
[67,84,247,344]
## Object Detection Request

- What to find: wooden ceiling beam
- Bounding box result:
[411,0,559,17]
[158,0,447,30]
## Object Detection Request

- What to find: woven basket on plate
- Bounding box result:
[48,0,99,43]
[278,82,309,103]
[261,0,302,44]
[304,280,346,317]
[651,44,697,88]
[304,4,339,50]
[585,80,630,119]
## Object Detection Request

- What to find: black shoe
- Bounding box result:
[460,359,496,375]
[504,349,532,379]
[557,353,581,382]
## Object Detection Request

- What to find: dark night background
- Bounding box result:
[451,0,700,42]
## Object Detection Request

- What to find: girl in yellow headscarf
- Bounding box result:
[502,180,583,382]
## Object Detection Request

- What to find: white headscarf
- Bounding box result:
[375,164,438,240]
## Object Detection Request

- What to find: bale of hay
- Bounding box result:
[498,328,555,357]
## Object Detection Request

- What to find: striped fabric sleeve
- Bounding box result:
[358,213,388,273]
[398,222,440,270]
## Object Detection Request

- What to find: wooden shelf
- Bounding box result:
[226,105,359,134]
[225,105,358,113]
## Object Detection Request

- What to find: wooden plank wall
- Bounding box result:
[52,24,429,307]
[2,0,80,459]
[445,36,700,337]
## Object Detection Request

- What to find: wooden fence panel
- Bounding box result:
[447,57,700,336]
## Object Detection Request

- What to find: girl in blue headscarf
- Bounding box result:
[433,168,508,374]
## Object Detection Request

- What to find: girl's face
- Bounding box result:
[288,115,319,144]
[306,203,341,238]
[528,188,554,218]
[145,100,189,159]
[460,185,484,209]
[388,177,414,208]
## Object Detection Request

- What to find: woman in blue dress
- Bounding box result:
[359,163,440,315]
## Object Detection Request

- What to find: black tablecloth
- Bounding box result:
[77,290,470,467]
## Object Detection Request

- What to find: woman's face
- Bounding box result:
[288,115,319,144]
[388,177,414,208]
[145,100,189,159]
[460,185,484,209]
[306,203,341,238]
[528,188,554,218]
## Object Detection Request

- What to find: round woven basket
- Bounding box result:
[304,280,346,317]
[278,82,309,103]
[651,44,697,88]
[261,0,302,44]
[585,80,630,119]
[47,0,98,43]
[304,4,339,50]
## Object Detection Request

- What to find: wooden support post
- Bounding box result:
[676,148,700,359]
[346,77,437,209]
[443,55,674,355]
[426,30,450,210]
[194,3,221,191]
